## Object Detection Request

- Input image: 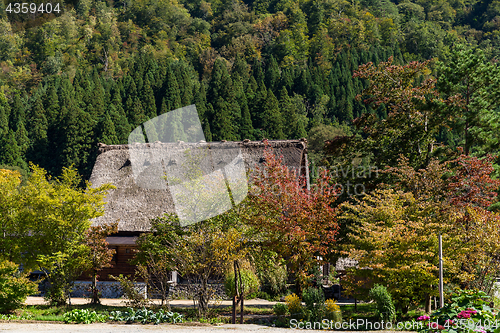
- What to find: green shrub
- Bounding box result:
[273,302,288,316]
[63,309,107,324]
[303,287,326,321]
[110,274,149,307]
[369,284,396,323]
[255,256,288,296]
[224,270,260,298]
[0,260,38,313]
[109,307,183,324]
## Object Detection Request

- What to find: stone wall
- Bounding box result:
[169,283,228,300]
[71,281,147,299]
[70,281,228,300]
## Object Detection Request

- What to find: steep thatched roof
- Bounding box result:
[90,140,308,232]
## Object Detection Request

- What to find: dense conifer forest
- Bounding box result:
[1,0,500,178]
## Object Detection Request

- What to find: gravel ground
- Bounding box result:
[0,322,304,332]
[0,322,407,333]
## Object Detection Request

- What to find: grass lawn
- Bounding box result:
[0,303,274,324]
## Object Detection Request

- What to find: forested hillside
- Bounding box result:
[1,0,500,178]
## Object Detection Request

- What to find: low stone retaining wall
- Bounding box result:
[169,283,228,300]
[70,281,228,299]
[71,281,147,299]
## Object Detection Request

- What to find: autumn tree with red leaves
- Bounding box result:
[244,141,339,292]
[85,223,119,304]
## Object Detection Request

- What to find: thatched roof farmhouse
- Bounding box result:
[90,139,309,233]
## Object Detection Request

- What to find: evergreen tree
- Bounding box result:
[15,121,29,157]
[251,80,268,129]
[9,93,26,132]
[97,110,119,145]
[174,61,194,106]
[279,87,300,138]
[26,96,48,167]
[261,90,285,139]
[231,54,250,83]
[212,97,237,141]
[44,83,60,128]
[265,55,280,92]
[0,100,10,137]
[142,76,157,119]
[61,106,94,177]
[163,67,182,112]
[194,83,208,125]
[160,98,187,142]
[110,87,131,143]
[0,129,26,169]
[208,59,240,139]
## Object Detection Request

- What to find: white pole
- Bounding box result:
[439,234,444,308]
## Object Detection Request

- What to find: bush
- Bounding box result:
[369,284,396,323]
[303,287,326,321]
[110,274,149,307]
[273,302,288,316]
[254,252,288,296]
[325,299,342,322]
[285,293,303,316]
[63,309,107,324]
[109,307,183,324]
[224,270,260,298]
[0,260,38,313]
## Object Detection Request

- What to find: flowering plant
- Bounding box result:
[418,289,499,333]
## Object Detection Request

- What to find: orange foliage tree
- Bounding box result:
[244,141,340,292]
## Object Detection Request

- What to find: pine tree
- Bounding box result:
[9,94,26,132]
[142,76,157,119]
[15,121,29,156]
[160,98,187,142]
[261,90,285,139]
[61,106,94,176]
[174,61,194,106]
[208,59,240,139]
[0,129,26,169]
[0,100,10,137]
[163,67,182,112]
[231,54,250,83]
[110,87,131,143]
[251,80,268,129]
[97,110,119,145]
[26,96,48,167]
[240,99,254,140]
[265,55,280,92]
[44,82,60,128]
[212,97,237,141]
[279,87,299,138]
[194,83,208,125]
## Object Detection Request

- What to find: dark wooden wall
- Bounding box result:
[79,245,144,282]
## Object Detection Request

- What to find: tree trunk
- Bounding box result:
[425,293,431,313]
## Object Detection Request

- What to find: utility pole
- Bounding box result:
[439,234,444,308]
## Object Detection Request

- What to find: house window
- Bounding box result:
[126,248,130,254]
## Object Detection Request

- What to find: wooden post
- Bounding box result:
[439,234,444,308]
[232,260,237,324]
[240,295,244,324]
